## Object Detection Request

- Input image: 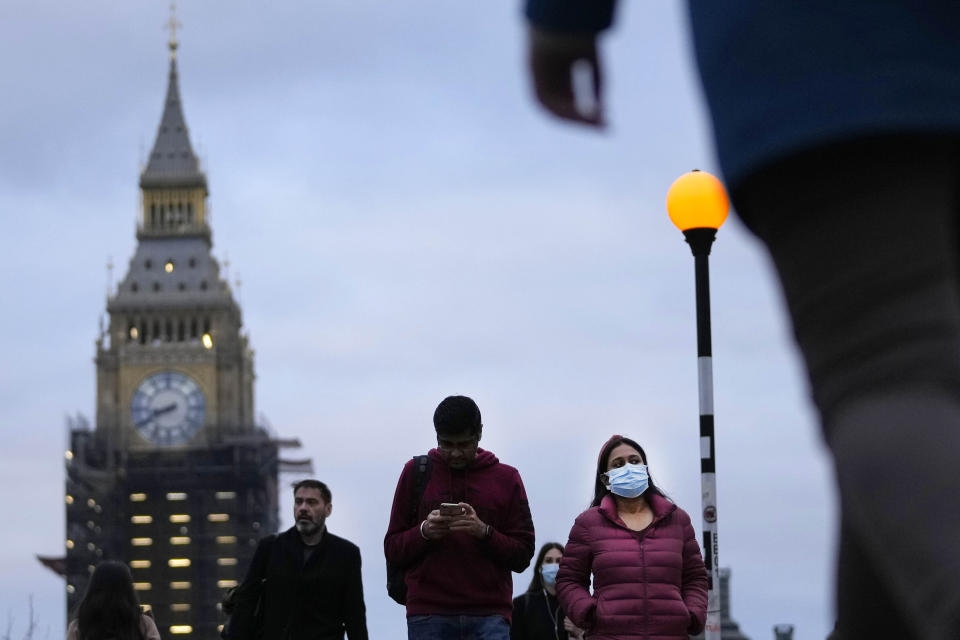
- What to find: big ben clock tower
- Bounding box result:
[98,31,253,455]
[63,24,305,639]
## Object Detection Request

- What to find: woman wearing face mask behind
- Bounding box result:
[557,435,708,639]
[511,542,585,640]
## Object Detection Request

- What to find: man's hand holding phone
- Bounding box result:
[422,503,489,540]
[447,502,491,539]
[422,504,465,540]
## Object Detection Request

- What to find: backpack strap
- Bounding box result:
[409,455,431,525]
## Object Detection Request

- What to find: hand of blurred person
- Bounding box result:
[447,502,490,539]
[528,26,605,127]
[563,616,585,639]
[422,509,453,540]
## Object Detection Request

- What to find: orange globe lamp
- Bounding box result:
[666,169,729,232]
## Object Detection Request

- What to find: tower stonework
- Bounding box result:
[65,34,288,640]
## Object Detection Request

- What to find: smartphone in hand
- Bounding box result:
[439,503,465,517]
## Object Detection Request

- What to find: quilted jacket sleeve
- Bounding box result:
[556,513,596,630]
[679,510,709,635]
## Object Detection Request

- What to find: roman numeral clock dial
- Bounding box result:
[131,371,206,446]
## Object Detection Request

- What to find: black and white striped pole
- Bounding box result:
[667,169,729,640]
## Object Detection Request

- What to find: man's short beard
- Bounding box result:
[296,518,321,536]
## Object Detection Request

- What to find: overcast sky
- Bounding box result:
[0,2,836,639]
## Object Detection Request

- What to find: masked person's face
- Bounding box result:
[436,430,480,469]
[294,487,331,536]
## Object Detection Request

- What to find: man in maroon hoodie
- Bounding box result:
[384,395,535,638]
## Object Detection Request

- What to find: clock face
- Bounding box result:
[131,371,206,446]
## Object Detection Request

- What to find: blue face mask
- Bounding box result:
[605,463,649,498]
[541,562,560,585]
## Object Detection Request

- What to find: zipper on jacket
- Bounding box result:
[639,532,648,640]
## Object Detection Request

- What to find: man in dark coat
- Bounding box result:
[226,479,368,640]
[384,395,536,639]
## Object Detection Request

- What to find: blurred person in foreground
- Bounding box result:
[524,2,960,637]
[224,479,368,640]
[67,560,160,640]
[511,542,585,640]
[557,435,707,639]
[384,395,535,639]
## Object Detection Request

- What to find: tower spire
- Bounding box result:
[137,13,210,241]
[140,7,205,189]
[166,3,181,61]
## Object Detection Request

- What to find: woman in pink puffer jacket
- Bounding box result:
[557,435,708,639]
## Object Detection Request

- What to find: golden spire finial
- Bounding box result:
[165,3,181,60]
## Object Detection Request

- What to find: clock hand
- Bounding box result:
[152,403,179,416]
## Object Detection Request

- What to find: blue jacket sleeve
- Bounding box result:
[525,0,617,33]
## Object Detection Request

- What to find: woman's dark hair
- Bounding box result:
[73,561,145,640]
[526,542,564,593]
[591,434,666,507]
